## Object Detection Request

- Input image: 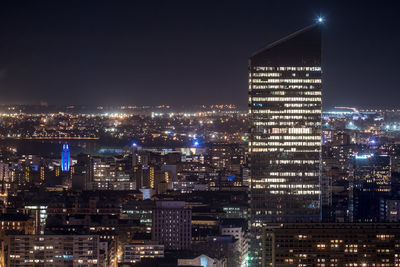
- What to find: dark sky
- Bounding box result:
[0,0,399,109]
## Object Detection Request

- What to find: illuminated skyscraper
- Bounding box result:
[248,23,322,266]
[61,144,70,172]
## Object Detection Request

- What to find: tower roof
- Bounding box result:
[250,24,321,67]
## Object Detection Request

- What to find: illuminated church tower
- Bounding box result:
[61,144,71,172]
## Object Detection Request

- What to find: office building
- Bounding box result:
[0,162,9,199]
[72,153,94,190]
[6,234,103,266]
[121,240,164,264]
[350,153,392,222]
[24,204,48,235]
[210,143,245,175]
[220,220,248,267]
[177,254,226,267]
[248,23,322,266]
[191,236,240,267]
[0,213,34,234]
[263,223,400,267]
[152,201,191,250]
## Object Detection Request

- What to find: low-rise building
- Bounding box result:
[121,240,164,264]
[6,234,105,266]
[263,223,400,267]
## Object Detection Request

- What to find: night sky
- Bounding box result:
[0,0,399,109]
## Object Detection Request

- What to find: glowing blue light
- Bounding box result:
[192,139,201,147]
[99,148,124,154]
[200,256,208,267]
[322,136,327,145]
[61,144,70,172]
[355,154,373,160]
[131,142,137,147]
[369,139,376,144]
[317,16,324,23]
[227,175,236,181]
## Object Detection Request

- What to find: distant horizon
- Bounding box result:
[1,103,400,112]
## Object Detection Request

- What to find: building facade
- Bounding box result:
[177,254,227,267]
[248,24,322,266]
[121,240,164,264]
[220,225,248,267]
[6,235,103,266]
[263,223,400,267]
[152,201,192,250]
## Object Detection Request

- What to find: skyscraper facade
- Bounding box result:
[248,24,322,266]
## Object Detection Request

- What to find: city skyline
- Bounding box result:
[2,2,400,267]
[1,1,400,108]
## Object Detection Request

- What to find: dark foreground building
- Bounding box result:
[263,223,400,267]
[152,201,192,250]
[248,23,322,266]
[6,235,105,266]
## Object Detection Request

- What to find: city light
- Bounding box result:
[227,175,235,181]
[192,140,200,147]
[369,138,376,145]
[61,144,70,172]
[355,153,374,160]
[1,4,398,267]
